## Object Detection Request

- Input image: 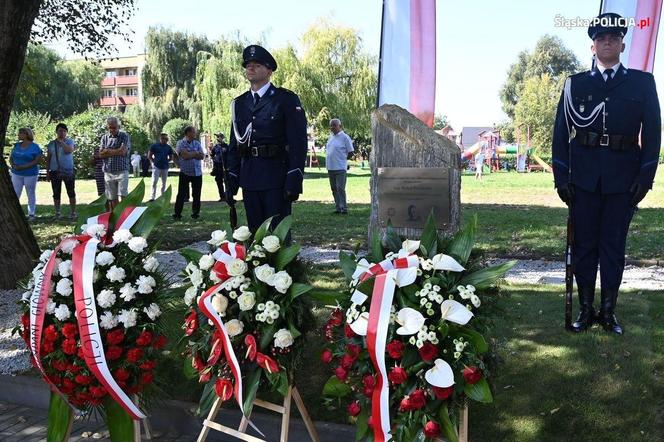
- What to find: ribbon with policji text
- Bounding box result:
[29,206,147,419]
[361,254,419,442]
[198,241,264,436]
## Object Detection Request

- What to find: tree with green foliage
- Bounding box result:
[433,114,448,130]
[5,110,53,147]
[13,43,102,119]
[161,117,192,147]
[500,35,581,119]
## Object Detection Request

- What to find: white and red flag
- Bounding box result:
[378,0,437,127]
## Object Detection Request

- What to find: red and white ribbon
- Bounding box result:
[363,254,419,442]
[212,242,246,281]
[87,207,147,246]
[73,238,146,419]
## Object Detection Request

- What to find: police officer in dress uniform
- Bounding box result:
[552,13,661,334]
[225,45,308,232]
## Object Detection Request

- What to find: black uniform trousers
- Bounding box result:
[572,186,635,290]
[243,188,292,232]
[174,172,202,217]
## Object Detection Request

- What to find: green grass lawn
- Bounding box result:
[25,167,664,261]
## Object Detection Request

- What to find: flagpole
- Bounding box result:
[376,0,386,108]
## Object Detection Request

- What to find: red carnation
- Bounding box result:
[153,335,167,349]
[75,374,92,385]
[344,324,355,338]
[362,375,375,389]
[244,335,257,361]
[140,372,154,385]
[424,420,441,439]
[113,368,130,382]
[43,325,58,342]
[90,386,107,398]
[418,343,438,362]
[386,340,404,359]
[347,401,361,417]
[346,344,361,358]
[256,353,280,373]
[41,341,55,355]
[106,346,123,361]
[320,349,333,364]
[388,366,408,385]
[61,323,78,339]
[52,359,67,372]
[126,348,144,363]
[61,339,77,355]
[136,331,153,346]
[329,309,343,327]
[462,366,482,384]
[214,378,234,401]
[47,374,61,385]
[77,347,86,360]
[433,386,455,400]
[192,355,206,372]
[184,311,198,336]
[67,363,82,374]
[140,360,157,371]
[334,366,348,382]
[340,354,355,370]
[106,329,125,345]
[61,378,76,393]
[400,389,426,411]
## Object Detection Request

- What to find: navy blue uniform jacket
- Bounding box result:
[552,66,660,194]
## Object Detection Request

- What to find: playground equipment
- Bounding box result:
[460,141,481,160]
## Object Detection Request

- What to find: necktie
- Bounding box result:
[253,92,260,106]
[604,68,614,85]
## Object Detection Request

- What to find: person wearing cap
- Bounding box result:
[225,44,307,232]
[210,133,229,202]
[552,12,661,334]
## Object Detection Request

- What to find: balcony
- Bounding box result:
[102,77,115,86]
[116,75,138,86]
[100,97,117,106]
[118,95,138,105]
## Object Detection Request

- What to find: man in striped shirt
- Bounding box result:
[99,117,131,210]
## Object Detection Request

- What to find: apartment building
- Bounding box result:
[99,54,146,111]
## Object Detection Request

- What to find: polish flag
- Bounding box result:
[601,0,662,72]
[378,0,437,127]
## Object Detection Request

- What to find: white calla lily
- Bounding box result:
[350,290,368,306]
[395,268,418,287]
[440,300,474,325]
[352,258,372,280]
[349,312,369,336]
[431,254,465,272]
[425,358,455,388]
[396,308,426,335]
[401,239,421,254]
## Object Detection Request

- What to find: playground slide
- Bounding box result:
[495,145,518,155]
[460,142,481,160]
[531,154,552,172]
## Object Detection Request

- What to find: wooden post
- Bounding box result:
[458,403,469,442]
[197,385,319,442]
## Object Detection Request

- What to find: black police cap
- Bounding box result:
[588,12,629,40]
[242,45,277,71]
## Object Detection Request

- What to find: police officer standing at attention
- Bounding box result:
[552,13,660,334]
[225,45,307,232]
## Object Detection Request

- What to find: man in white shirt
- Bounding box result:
[325,118,354,214]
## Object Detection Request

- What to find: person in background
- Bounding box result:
[149,133,172,201]
[99,116,131,210]
[130,150,141,178]
[210,132,228,202]
[173,126,204,219]
[45,123,76,220]
[325,118,354,214]
[474,143,486,181]
[9,127,43,221]
[140,152,151,177]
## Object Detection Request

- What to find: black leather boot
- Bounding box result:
[598,288,623,335]
[571,285,595,332]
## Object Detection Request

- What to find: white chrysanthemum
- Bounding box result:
[51,258,62,276]
[54,304,71,321]
[118,309,138,328]
[60,239,79,255]
[143,256,159,273]
[227,259,248,277]
[198,254,215,270]
[273,329,294,348]
[225,319,244,337]
[106,265,126,282]
[46,300,56,314]
[187,264,204,287]
[85,224,107,238]
[207,230,227,246]
[143,303,162,321]
[95,251,115,267]
[212,294,228,316]
[112,229,133,244]
[58,260,73,278]
[99,311,119,330]
[39,250,53,263]
[119,283,137,302]
[268,271,292,294]
[237,292,256,311]
[97,289,116,308]
[232,226,251,241]
[56,278,73,296]
[261,235,281,253]
[184,286,197,306]
[128,236,148,253]
[136,275,156,294]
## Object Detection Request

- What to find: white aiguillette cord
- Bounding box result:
[231,98,252,146]
[563,77,605,141]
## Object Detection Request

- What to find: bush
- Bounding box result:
[64,109,151,178]
[162,118,192,147]
[5,110,54,147]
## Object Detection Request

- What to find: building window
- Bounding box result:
[125,68,136,76]
[125,88,138,96]
[105,70,117,78]
[103,89,116,98]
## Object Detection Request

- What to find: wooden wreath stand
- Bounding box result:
[458,403,469,442]
[197,385,320,442]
